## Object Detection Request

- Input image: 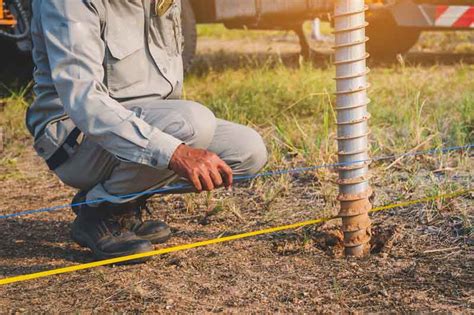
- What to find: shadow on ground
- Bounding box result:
[0,219,91,275]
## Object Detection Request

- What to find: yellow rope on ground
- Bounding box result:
[0,189,471,286]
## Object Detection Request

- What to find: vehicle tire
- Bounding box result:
[0,39,33,81]
[366,10,421,60]
[181,0,197,73]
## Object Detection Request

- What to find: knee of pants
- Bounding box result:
[234,127,268,176]
[179,101,217,149]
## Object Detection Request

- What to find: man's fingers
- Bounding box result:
[209,167,224,187]
[218,162,234,188]
[189,171,202,192]
[199,172,215,191]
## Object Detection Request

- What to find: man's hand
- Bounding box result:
[169,144,233,192]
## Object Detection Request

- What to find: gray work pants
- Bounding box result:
[55,98,268,204]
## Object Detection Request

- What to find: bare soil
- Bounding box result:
[1,145,472,313]
[0,38,473,313]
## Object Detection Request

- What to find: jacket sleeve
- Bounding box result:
[39,0,182,169]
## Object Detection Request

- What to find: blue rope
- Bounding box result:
[0,144,472,220]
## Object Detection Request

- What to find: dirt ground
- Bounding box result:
[0,38,473,313]
[0,145,472,313]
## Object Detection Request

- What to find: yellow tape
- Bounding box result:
[0,189,470,286]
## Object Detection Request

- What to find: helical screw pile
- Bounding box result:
[333,0,372,256]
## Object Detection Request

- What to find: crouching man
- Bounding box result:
[26,0,267,261]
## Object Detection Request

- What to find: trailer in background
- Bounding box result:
[188,0,474,62]
[1,0,473,73]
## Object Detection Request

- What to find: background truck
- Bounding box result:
[1,0,473,74]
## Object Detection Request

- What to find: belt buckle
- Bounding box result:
[155,0,174,16]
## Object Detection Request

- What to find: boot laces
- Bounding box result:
[103,215,128,237]
[114,199,152,231]
[136,199,153,222]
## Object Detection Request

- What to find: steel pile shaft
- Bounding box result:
[333,0,372,256]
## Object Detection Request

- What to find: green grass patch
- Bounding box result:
[0,83,32,178]
[185,58,473,165]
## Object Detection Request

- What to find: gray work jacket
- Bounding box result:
[26,0,184,169]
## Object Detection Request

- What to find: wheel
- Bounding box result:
[0,0,33,81]
[0,39,33,82]
[181,0,197,73]
[366,10,421,60]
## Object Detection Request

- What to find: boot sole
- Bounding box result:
[75,230,172,246]
[138,228,172,245]
[71,230,152,265]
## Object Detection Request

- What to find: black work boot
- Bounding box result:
[71,196,154,263]
[121,197,172,244]
[72,192,171,245]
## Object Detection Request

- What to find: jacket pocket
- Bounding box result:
[107,28,144,60]
[106,45,148,95]
[105,1,146,94]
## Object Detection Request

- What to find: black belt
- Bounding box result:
[46,128,82,171]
